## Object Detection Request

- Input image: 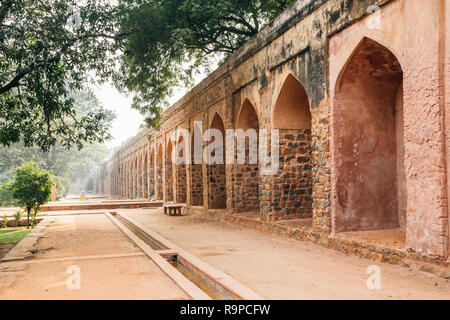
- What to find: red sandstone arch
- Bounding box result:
[166,140,174,202]
[236,99,260,131]
[138,153,143,198]
[333,37,405,233]
[271,73,313,220]
[273,74,311,130]
[134,157,138,199]
[176,136,187,203]
[143,152,149,199]
[208,113,227,210]
[156,143,163,200]
[234,99,260,214]
[149,148,155,199]
[191,123,204,206]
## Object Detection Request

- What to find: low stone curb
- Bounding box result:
[116,212,265,300]
[0,218,54,290]
[1,218,54,263]
[203,212,450,280]
[105,212,211,300]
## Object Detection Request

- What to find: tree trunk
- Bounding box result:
[27,208,30,229]
[32,208,37,228]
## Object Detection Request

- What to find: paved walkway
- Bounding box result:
[121,208,450,300]
[0,214,188,300]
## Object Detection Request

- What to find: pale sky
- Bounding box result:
[94,62,218,150]
[94,83,192,150]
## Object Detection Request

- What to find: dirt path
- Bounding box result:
[0,244,14,260]
[122,208,450,300]
[0,214,188,300]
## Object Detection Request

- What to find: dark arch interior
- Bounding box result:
[334,37,405,232]
[166,140,174,202]
[176,136,187,203]
[143,152,148,198]
[156,144,164,200]
[234,99,260,214]
[208,114,227,209]
[271,74,313,220]
[191,123,204,206]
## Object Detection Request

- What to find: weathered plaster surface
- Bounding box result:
[96,0,449,259]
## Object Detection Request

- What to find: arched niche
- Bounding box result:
[333,37,405,232]
[191,123,204,206]
[166,140,174,202]
[156,143,164,200]
[176,136,187,203]
[234,99,260,214]
[208,113,227,209]
[270,73,313,220]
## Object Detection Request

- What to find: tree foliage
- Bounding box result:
[0,0,122,151]
[0,87,113,202]
[1,0,293,150]
[9,161,52,228]
[115,0,294,129]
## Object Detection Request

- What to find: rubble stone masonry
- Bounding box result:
[96,0,450,262]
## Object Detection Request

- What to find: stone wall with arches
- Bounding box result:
[96,0,449,260]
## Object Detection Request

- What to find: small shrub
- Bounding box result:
[0,180,16,207]
[13,210,23,227]
[1,215,7,228]
[10,161,52,229]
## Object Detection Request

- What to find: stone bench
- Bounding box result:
[163,204,182,216]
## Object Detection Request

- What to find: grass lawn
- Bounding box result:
[0,228,31,245]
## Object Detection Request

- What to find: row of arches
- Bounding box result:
[112,36,406,234]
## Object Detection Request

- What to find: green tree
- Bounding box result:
[9,161,52,228]
[0,180,15,207]
[0,86,113,202]
[1,0,292,150]
[0,0,125,151]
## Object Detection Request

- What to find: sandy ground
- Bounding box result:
[336,228,406,250]
[0,244,14,260]
[122,208,450,300]
[0,214,188,300]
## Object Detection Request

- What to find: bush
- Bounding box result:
[0,180,16,207]
[1,215,7,228]
[13,210,22,227]
[10,161,52,229]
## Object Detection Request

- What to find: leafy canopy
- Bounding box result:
[1,0,293,150]
[0,88,113,202]
[0,0,123,151]
[114,0,294,129]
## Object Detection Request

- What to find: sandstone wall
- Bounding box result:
[96,0,449,259]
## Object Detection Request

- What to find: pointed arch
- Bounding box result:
[176,135,187,203]
[191,122,204,206]
[234,99,260,213]
[166,140,174,202]
[236,99,259,131]
[155,143,164,200]
[333,37,405,232]
[148,147,155,199]
[273,73,311,130]
[143,151,149,199]
[208,113,227,209]
[270,73,313,220]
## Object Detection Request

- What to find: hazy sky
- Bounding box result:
[94,82,192,150]
[94,62,218,150]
